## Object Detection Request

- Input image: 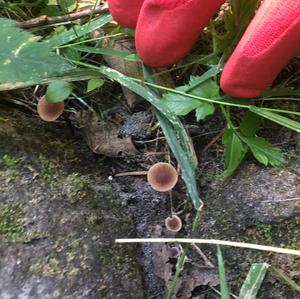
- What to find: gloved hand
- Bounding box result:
[220,0,300,97]
[108,0,144,28]
[108,0,300,98]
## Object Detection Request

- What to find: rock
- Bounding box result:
[195,157,300,298]
[119,111,152,139]
[202,161,300,232]
[0,107,144,299]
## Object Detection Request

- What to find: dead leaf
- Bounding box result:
[75,110,138,157]
[175,267,219,298]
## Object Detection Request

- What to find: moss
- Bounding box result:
[30,235,89,279]
[38,154,58,188]
[247,223,273,244]
[65,173,89,203]
[0,154,19,169]
[0,154,20,180]
[0,203,24,241]
[0,116,9,123]
[241,216,300,277]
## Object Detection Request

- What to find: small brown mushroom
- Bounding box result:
[168,245,181,258]
[165,214,182,233]
[147,162,178,192]
[37,95,64,122]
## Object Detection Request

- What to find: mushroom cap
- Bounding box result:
[147,162,178,192]
[169,246,180,258]
[165,215,182,233]
[37,96,64,122]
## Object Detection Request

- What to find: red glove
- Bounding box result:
[107,0,224,66]
[220,0,300,98]
[135,0,225,67]
[108,0,300,98]
[108,0,144,29]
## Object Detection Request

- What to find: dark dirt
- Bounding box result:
[0,97,299,299]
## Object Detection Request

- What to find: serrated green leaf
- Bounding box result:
[58,0,77,13]
[239,111,262,137]
[162,69,219,121]
[195,103,215,121]
[46,80,74,103]
[238,263,269,299]
[222,129,247,176]
[87,78,104,93]
[244,137,284,166]
[0,18,73,85]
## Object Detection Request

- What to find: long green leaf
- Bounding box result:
[73,45,141,62]
[156,110,202,209]
[238,263,269,299]
[217,245,230,299]
[0,69,101,91]
[269,266,300,294]
[250,106,300,132]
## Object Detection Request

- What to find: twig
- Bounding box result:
[15,6,109,29]
[191,243,215,268]
[114,171,148,177]
[261,197,300,203]
[201,130,224,153]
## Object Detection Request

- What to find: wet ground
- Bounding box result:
[0,99,299,298]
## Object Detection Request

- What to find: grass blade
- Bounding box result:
[250,106,300,132]
[269,265,300,294]
[47,14,112,47]
[238,263,269,299]
[156,110,202,209]
[217,245,230,299]
[72,45,141,62]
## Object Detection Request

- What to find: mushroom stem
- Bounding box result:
[114,171,148,177]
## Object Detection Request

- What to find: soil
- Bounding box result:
[0,94,299,299]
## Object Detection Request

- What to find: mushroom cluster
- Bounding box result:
[146,162,182,233]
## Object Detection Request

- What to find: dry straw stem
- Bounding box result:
[115,238,300,256]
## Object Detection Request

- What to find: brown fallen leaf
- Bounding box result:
[75,110,138,157]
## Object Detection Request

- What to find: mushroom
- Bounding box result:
[168,245,181,258]
[37,95,64,122]
[147,162,178,192]
[165,214,182,232]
